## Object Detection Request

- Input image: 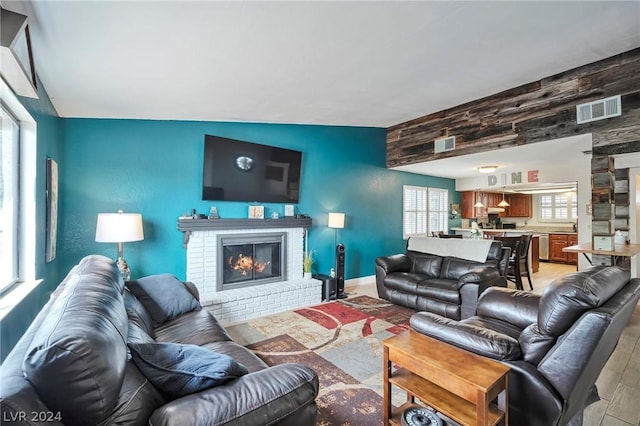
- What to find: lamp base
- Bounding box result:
[116,257,131,281]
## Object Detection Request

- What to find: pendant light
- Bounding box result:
[498,187,510,207]
[473,189,485,208]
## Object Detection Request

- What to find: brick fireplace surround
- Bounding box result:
[178,218,321,325]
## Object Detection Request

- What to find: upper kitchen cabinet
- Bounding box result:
[461,191,489,218]
[461,191,532,218]
[505,194,532,217]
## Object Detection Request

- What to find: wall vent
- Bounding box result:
[434,136,455,153]
[576,95,621,124]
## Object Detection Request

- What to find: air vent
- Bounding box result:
[576,95,621,124]
[434,136,455,153]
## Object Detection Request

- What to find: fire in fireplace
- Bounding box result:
[217,232,286,291]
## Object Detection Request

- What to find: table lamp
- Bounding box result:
[95,210,144,280]
[328,212,347,299]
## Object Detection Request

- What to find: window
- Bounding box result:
[0,106,20,292]
[403,186,448,238]
[539,193,578,221]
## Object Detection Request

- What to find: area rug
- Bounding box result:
[226,295,417,426]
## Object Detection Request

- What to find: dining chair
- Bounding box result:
[494,236,523,290]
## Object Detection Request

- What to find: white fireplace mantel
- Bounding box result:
[177,217,312,247]
[178,217,320,325]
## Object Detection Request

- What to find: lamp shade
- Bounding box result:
[95,211,144,243]
[327,212,345,229]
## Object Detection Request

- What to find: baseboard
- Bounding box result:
[345,275,375,288]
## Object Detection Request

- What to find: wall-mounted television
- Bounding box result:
[202,135,302,203]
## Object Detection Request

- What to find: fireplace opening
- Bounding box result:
[218,232,286,291]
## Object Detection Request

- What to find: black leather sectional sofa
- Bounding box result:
[0,255,318,425]
[375,238,510,319]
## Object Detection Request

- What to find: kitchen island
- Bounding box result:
[450,228,541,273]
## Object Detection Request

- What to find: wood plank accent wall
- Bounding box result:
[386,48,640,168]
[387,48,640,257]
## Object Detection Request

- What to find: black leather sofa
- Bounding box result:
[0,255,319,425]
[410,266,640,426]
[375,239,509,319]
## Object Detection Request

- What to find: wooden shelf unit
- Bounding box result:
[383,330,509,426]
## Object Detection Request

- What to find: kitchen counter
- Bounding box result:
[450,228,577,236]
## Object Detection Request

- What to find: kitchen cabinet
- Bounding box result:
[461,191,489,218]
[461,191,532,219]
[506,194,532,218]
[549,234,578,265]
[531,235,540,273]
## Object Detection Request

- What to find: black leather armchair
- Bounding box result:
[410,266,640,426]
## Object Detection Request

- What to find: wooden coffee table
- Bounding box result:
[382,330,509,426]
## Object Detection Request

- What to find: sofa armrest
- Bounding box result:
[409,312,522,360]
[458,267,501,288]
[149,364,318,426]
[375,254,411,274]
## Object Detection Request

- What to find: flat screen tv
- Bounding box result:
[202,135,302,203]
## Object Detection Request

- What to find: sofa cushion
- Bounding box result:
[128,342,249,399]
[440,257,487,280]
[407,251,442,277]
[384,272,424,294]
[101,361,165,425]
[22,255,129,426]
[154,309,233,346]
[416,278,460,304]
[127,274,201,327]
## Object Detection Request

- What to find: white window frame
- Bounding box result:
[0,105,20,292]
[0,78,37,301]
[403,185,449,239]
[537,192,578,222]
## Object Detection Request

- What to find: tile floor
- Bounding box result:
[345,262,640,426]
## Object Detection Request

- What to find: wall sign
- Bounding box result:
[487,170,539,187]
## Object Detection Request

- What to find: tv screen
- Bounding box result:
[202,135,302,203]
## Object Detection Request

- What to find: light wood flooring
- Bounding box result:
[345,262,640,426]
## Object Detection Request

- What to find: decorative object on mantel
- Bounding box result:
[95,210,144,280]
[248,205,264,219]
[303,250,314,279]
[284,204,295,217]
[208,206,219,219]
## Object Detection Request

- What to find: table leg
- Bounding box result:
[498,375,508,426]
[477,389,488,426]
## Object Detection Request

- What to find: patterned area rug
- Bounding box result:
[226,295,417,426]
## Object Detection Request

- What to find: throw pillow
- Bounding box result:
[128,342,249,399]
[126,274,201,327]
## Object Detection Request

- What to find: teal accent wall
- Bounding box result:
[2,107,459,362]
[59,119,458,281]
[1,82,63,361]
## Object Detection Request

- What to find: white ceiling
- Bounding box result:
[394,134,592,179]
[4,1,640,129]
